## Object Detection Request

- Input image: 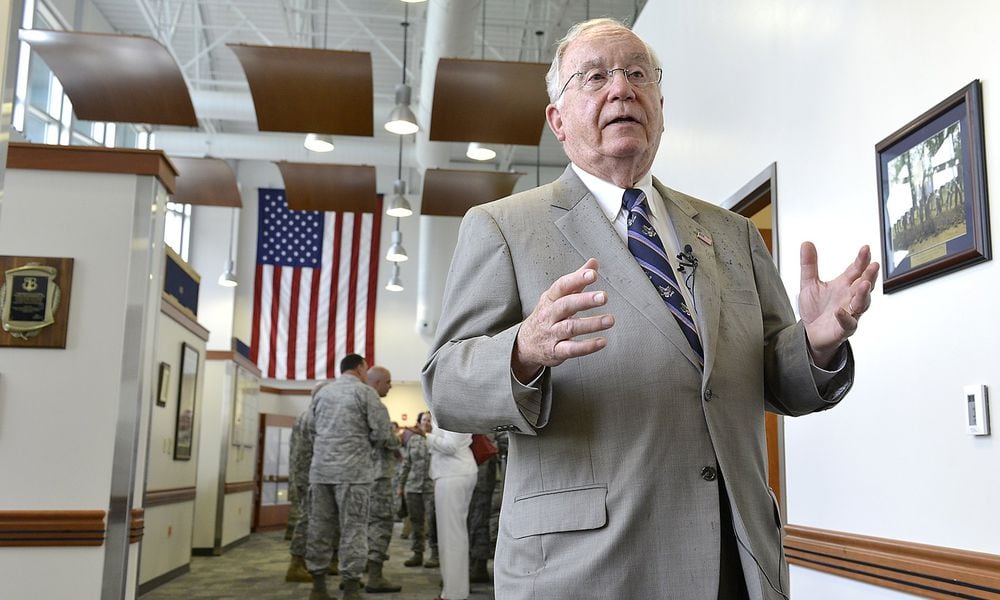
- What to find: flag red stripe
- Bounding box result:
[327,212,343,376]
[250,263,263,363]
[286,269,302,380]
[268,265,281,379]
[306,268,320,380]
[366,197,383,365]
[345,213,362,353]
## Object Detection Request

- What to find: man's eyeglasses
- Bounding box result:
[557,64,663,100]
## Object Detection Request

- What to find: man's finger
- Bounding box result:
[800,241,819,286]
[552,336,608,361]
[555,313,615,340]
[546,290,609,324]
[840,245,872,281]
[545,258,600,303]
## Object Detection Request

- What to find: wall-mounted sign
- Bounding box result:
[0,256,74,348]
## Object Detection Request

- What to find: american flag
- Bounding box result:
[250,188,382,380]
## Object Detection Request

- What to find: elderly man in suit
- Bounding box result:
[422,17,878,600]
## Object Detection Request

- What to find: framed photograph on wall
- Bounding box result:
[173,342,200,460]
[156,362,171,407]
[876,80,990,293]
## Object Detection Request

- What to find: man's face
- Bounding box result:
[371,368,392,398]
[545,27,664,179]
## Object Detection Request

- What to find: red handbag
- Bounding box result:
[470,433,498,465]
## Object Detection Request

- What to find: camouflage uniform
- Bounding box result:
[304,373,392,582]
[288,408,314,557]
[367,402,401,563]
[399,432,436,554]
[467,435,499,561]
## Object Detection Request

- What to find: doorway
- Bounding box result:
[254,413,295,531]
[723,163,784,511]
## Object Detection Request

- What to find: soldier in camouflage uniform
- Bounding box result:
[467,433,499,583]
[305,354,393,600]
[363,366,402,594]
[399,411,437,567]
[284,405,315,582]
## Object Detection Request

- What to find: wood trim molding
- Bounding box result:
[0,510,106,547]
[160,295,210,341]
[785,525,1000,599]
[130,509,144,544]
[206,350,262,378]
[224,481,256,495]
[143,486,198,508]
[260,385,311,396]
[7,142,177,194]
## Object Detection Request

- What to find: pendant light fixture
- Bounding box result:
[384,5,419,135]
[385,263,404,292]
[304,1,336,152]
[218,207,239,287]
[304,132,335,152]
[386,135,413,217]
[467,0,495,161]
[386,229,408,262]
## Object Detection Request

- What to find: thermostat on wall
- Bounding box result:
[963,384,990,436]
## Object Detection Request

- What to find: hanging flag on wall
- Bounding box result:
[250,188,382,380]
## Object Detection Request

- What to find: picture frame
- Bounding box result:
[173,342,200,461]
[156,361,171,407]
[876,80,990,293]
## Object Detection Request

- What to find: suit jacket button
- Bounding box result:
[701,466,717,481]
[704,389,714,402]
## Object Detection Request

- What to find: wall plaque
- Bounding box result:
[0,256,74,348]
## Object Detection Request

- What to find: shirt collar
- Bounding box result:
[570,163,654,223]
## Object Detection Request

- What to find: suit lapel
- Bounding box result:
[654,180,722,377]
[549,167,703,369]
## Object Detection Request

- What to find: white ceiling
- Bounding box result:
[82,0,646,172]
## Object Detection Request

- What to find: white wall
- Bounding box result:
[0,166,165,599]
[191,204,239,350]
[635,0,999,595]
[139,312,206,584]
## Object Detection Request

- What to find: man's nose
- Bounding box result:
[606,69,635,100]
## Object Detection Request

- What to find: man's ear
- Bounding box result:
[545,104,566,142]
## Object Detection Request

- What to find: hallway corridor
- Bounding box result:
[140,523,495,600]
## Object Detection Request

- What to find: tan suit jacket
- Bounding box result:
[422,166,854,599]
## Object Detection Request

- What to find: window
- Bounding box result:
[164,202,192,261]
[12,0,175,253]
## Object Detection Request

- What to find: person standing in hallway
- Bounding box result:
[422,17,878,600]
[466,433,499,584]
[305,354,393,600]
[426,418,477,600]
[363,365,403,594]
[399,411,437,569]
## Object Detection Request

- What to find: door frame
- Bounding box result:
[721,162,786,519]
[253,412,296,531]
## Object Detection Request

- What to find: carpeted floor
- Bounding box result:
[140,523,495,600]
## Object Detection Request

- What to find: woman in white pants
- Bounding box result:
[426,419,478,600]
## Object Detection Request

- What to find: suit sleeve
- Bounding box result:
[421,206,552,435]
[749,220,855,415]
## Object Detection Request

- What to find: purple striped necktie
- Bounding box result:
[623,188,704,365]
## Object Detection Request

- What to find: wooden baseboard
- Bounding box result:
[0,510,106,547]
[785,524,1000,599]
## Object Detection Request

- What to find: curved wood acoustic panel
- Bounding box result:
[420,168,523,217]
[430,58,550,145]
[19,29,197,126]
[229,45,373,136]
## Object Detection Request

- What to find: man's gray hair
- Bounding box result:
[544,18,662,105]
